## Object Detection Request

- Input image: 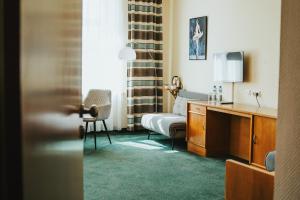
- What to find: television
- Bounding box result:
[213,51,244,83]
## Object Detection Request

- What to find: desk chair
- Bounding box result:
[83,89,112,149]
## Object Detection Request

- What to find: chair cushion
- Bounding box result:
[83,115,96,122]
[141,113,186,138]
[173,96,189,116]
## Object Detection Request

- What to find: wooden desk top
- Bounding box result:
[188,101,277,119]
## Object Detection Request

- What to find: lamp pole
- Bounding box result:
[120,43,158,113]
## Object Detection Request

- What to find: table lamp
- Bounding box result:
[213,52,244,104]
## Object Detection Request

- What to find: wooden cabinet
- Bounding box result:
[251,116,276,168]
[186,101,277,168]
[187,103,207,155]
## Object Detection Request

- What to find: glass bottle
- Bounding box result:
[218,85,223,103]
[212,85,217,102]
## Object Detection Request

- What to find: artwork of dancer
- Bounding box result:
[189,16,207,60]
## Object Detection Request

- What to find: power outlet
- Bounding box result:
[248,89,262,107]
[253,91,262,97]
[248,89,252,96]
[248,89,262,97]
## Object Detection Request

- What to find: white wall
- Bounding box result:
[170,0,281,108]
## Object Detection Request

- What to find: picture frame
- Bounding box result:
[189,16,207,60]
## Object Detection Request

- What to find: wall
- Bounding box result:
[170,0,281,108]
[275,0,300,199]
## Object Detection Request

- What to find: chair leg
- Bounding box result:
[93,121,97,149]
[102,120,111,144]
[148,131,151,140]
[171,129,177,150]
[84,122,88,141]
[171,138,175,150]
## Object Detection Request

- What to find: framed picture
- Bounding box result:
[189,16,207,60]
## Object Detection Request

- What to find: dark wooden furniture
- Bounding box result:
[225,159,274,200]
[186,101,277,169]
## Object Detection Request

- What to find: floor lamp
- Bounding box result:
[119,45,158,113]
[118,46,136,61]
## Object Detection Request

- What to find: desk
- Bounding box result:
[186,101,277,169]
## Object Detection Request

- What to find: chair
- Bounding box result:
[141,90,208,149]
[83,89,112,149]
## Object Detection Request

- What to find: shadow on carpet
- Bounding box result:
[84,132,225,200]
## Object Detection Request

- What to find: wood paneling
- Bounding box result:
[226,159,274,200]
[208,107,252,118]
[21,0,83,199]
[187,142,207,156]
[188,112,205,147]
[206,110,230,156]
[252,116,276,168]
[189,101,277,119]
[229,116,251,161]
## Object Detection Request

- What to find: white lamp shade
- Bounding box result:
[213,53,227,82]
[118,47,136,61]
[226,60,243,82]
[213,52,243,83]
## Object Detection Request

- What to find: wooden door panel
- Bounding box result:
[188,112,205,147]
[252,116,276,168]
[21,0,83,199]
[229,116,251,161]
[226,160,274,200]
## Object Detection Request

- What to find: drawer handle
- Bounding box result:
[253,134,256,144]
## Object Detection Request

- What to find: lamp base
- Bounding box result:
[220,101,234,105]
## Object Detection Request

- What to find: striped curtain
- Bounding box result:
[127,0,163,131]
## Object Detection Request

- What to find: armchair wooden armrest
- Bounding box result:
[225,159,274,200]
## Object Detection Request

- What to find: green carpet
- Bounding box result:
[84,132,225,200]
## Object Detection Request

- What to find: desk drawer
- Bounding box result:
[189,103,206,115]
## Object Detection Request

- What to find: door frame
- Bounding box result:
[0,0,22,199]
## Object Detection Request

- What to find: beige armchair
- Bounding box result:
[83,89,112,149]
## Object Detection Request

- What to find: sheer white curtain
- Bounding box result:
[82,0,127,130]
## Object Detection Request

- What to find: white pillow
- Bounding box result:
[173,96,188,116]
